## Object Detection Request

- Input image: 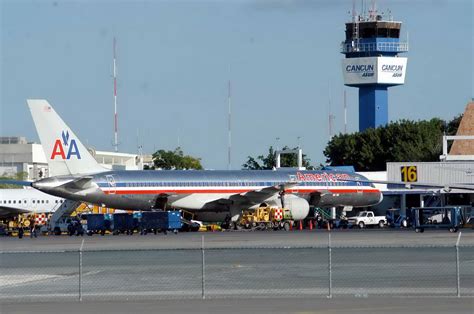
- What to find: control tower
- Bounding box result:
[341,4,408,131]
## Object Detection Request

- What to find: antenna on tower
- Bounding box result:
[352,0,357,22]
[113,37,119,152]
[369,0,377,21]
[227,79,232,170]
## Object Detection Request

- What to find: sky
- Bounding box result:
[1,0,473,169]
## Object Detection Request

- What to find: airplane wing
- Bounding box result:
[341,178,474,192]
[202,182,301,209]
[0,206,30,217]
[238,182,299,200]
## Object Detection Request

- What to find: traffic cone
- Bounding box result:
[299,220,303,231]
[309,220,313,230]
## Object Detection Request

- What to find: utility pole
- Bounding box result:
[113,37,119,152]
[227,79,232,170]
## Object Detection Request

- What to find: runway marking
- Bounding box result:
[0,274,62,287]
[0,270,101,288]
[231,264,253,269]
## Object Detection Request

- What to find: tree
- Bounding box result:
[242,146,315,170]
[444,114,463,136]
[323,115,463,171]
[151,147,203,170]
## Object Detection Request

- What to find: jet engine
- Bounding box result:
[284,194,310,221]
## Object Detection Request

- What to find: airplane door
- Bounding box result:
[106,175,116,195]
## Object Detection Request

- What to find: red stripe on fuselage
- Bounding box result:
[102,188,380,195]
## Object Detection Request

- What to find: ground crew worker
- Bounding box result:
[29,217,37,238]
[18,225,24,239]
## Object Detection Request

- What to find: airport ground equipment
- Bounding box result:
[313,207,332,220]
[112,213,134,235]
[238,206,293,231]
[140,211,183,234]
[414,207,462,233]
[386,208,412,228]
[347,210,387,229]
[47,200,81,235]
[305,207,346,229]
[465,216,474,229]
[86,214,108,235]
[6,215,31,236]
[179,210,201,232]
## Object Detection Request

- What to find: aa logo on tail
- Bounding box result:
[50,130,81,160]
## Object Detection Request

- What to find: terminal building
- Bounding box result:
[365,102,474,215]
[0,136,151,180]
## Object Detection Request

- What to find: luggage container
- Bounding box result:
[140,211,183,235]
[112,213,134,235]
[86,214,107,235]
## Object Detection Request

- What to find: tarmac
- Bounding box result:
[1,229,473,313]
[2,297,474,314]
[1,228,473,251]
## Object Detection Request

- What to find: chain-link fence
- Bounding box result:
[1,235,473,302]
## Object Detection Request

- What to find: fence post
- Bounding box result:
[328,232,332,299]
[201,235,205,299]
[455,232,462,298]
[79,239,84,302]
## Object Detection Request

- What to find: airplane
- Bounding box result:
[0,187,65,218]
[26,99,383,221]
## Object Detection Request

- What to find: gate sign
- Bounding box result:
[342,57,407,85]
[400,166,417,182]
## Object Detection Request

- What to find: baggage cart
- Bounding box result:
[413,206,462,233]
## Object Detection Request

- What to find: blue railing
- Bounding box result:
[341,41,408,53]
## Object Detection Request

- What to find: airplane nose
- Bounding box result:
[378,191,384,204]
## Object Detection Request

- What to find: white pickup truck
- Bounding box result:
[348,211,387,228]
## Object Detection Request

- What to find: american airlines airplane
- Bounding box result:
[0,188,65,217]
[27,99,383,221]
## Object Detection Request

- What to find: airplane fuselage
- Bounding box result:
[33,169,382,213]
[0,188,65,217]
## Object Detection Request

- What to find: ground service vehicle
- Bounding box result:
[386,208,411,228]
[348,211,387,228]
[238,206,293,231]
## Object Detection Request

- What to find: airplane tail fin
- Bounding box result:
[27,99,107,176]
